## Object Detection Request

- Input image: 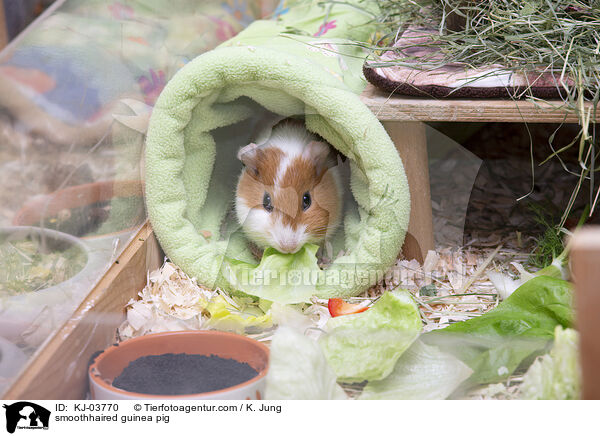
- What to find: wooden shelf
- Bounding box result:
[361,84,597,124]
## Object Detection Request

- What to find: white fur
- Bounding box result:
[236,195,272,248]
[271,220,308,253]
[271,123,312,186]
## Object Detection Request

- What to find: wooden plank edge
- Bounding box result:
[2,221,161,399]
[0,0,7,50]
[570,226,600,400]
[361,85,598,123]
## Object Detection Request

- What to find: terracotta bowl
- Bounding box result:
[89,331,269,400]
[12,180,144,233]
[12,180,145,254]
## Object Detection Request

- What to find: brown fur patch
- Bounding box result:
[237,147,283,209]
[274,156,339,236]
[256,147,283,186]
[309,168,340,237]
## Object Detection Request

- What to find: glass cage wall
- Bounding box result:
[0,0,281,396]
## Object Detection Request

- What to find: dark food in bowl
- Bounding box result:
[112,353,259,395]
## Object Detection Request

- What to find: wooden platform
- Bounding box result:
[362,84,598,123]
[361,83,597,263]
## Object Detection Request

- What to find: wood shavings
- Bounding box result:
[120,236,532,344]
[422,250,440,273]
[118,260,214,340]
[458,245,502,292]
[355,242,532,334]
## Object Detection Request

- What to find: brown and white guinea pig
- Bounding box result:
[235,120,342,254]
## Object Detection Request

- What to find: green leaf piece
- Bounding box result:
[419,284,437,296]
[359,340,473,400]
[222,244,324,304]
[265,327,347,400]
[519,326,581,400]
[423,276,573,385]
[319,290,422,382]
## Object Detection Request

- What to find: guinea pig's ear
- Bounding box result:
[237,143,259,175]
[305,140,331,176]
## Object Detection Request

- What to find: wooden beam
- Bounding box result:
[0,0,8,50]
[384,121,434,263]
[570,226,600,400]
[362,84,598,123]
[2,221,162,400]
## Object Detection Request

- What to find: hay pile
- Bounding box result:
[348,0,600,224]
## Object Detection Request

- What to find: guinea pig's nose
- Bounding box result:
[279,242,298,254]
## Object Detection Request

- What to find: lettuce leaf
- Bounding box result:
[222,244,324,304]
[270,301,330,339]
[204,295,272,334]
[319,290,422,382]
[359,340,473,400]
[487,249,567,300]
[519,326,581,400]
[265,327,347,400]
[423,276,573,385]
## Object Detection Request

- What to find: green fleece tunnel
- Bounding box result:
[144,3,410,298]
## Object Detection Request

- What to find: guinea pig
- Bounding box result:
[235,120,342,254]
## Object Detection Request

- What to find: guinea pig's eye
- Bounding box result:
[302,191,311,211]
[263,192,273,212]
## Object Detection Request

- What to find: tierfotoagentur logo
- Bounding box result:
[3,402,50,433]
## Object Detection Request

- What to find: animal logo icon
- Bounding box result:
[2,402,50,433]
